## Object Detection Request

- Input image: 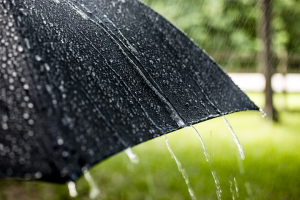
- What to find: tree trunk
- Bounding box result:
[258,0,277,121]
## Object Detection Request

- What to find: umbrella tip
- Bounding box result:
[259,108,267,118]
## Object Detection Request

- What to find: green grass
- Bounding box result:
[1,93,300,200]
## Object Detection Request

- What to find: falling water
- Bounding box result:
[125,148,139,164]
[259,108,267,118]
[229,178,239,200]
[190,125,210,162]
[222,116,245,160]
[237,155,245,175]
[211,171,222,200]
[83,168,100,199]
[188,126,223,199]
[229,180,235,200]
[234,177,239,197]
[244,182,253,198]
[67,181,78,198]
[164,135,197,200]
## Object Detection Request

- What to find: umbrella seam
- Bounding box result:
[65,0,187,128]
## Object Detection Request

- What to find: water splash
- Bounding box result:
[164,135,197,200]
[125,148,139,164]
[234,178,239,197]
[222,116,245,160]
[211,171,222,200]
[190,125,210,162]
[67,181,78,198]
[259,108,267,118]
[83,168,100,199]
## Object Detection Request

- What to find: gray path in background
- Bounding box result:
[229,73,300,92]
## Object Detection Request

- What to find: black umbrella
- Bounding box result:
[0,0,258,184]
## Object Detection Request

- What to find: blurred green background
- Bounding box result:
[1,0,300,199]
[142,0,300,73]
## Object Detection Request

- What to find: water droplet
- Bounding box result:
[17,45,23,52]
[35,172,42,179]
[23,84,29,90]
[129,45,138,55]
[28,103,34,108]
[175,118,185,127]
[62,151,69,157]
[2,123,8,130]
[44,63,50,71]
[28,131,34,136]
[35,55,42,61]
[28,119,34,125]
[23,113,29,119]
[73,6,88,20]
[67,181,78,198]
[259,108,266,118]
[124,148,139,164]
[57,138,64,145]
[24,38,31,49]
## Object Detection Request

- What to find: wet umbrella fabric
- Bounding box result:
[0,0,258,183]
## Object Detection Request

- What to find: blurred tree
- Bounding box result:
[258,0,277,121]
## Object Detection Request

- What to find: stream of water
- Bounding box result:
[67,181,78,198]
[222,116,245,160]
[190,125,210,162]
[164,135,197,200]
[83,168,100,199]
[125,148,140,164]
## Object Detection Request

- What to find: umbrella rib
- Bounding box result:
[69,0,166,96]
[65,0,186,128]
[192,76,222,115]
[73,28,163,134]
[64,0,163,132]
[81,2,232,124]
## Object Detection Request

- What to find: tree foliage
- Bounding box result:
[141,0,300,72]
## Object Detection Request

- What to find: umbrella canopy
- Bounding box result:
[0,0,258,183]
